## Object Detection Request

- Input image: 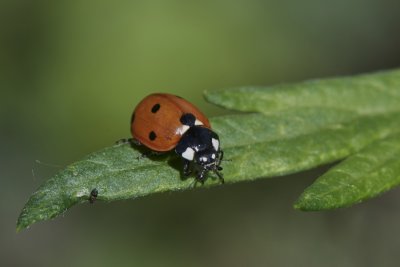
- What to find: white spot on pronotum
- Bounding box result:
[176,125,190,135]
[195,119,203,126]
[182,147,195,161]
[212,138,219,151]
[200,156,207,162]
[211,154,216,159]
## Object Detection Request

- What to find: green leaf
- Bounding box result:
[17,69,400,231]
[295,133,400,211]
[205,69,400,115]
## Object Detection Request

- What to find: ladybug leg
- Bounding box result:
[216,151,225,184]
[183,159,192,176]
[213,169,225,184]
[137,150,163,160]
[196,168,207,184]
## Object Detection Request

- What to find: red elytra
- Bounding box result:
[131,93,211,152]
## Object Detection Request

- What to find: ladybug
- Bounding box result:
[131,93,224,183]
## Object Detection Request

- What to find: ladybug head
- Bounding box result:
[195,146,221,167]
[194,147,224,182]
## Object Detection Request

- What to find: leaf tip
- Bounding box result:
[16,226,23,234]
[203,89,228,106]
[293,199,309,211]
[15,217,27,233]
[202,89,215,102]
[292,202,302,210]
[293,192,323,211]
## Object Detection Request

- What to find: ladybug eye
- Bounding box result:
[151,104,161,113]
[149,131,157,141]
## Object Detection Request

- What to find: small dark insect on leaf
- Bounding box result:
[89,189,98,204]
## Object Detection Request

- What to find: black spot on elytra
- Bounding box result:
[151,103,160,113]
[180,113,196,126]
[149,131,157,141]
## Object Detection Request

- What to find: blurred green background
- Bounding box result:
[2,0,400,266]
